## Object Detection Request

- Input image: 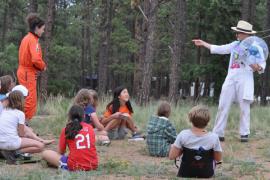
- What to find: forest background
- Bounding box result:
[1,0,270,105]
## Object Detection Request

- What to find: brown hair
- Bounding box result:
[188,105,210,128]
[157,101,171,118]
[0,75,14,94]
[8,91,24,111]
[26,13,45,32]
[74,89,93,108]
[89,89,98,108]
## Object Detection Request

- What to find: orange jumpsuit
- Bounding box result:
[17,32,46,120]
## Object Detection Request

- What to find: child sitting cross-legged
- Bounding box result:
[146,101,177,157]
[42,105,98,171]
[169,105,222,178]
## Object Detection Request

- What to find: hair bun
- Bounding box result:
[26,13,38,25]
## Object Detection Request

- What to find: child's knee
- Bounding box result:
[37,142,45,151]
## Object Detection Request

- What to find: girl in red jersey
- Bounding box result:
[42,105,98,171]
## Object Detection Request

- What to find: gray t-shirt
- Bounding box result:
[174,129,222,152]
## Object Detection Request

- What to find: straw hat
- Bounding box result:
[231,20,256,34]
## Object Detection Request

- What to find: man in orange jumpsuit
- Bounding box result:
[17,14,46,121]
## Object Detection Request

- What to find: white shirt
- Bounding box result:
[174,129,222,152]
[0,108,25,142]
[210,41,266,75]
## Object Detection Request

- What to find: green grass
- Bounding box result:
[1,96,270,179]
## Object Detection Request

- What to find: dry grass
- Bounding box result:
[0,96,270,179]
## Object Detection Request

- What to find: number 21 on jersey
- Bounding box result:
[75,133,90,149]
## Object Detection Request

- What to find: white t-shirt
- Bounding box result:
[173,129,222,152]
[0,102,3,114]
[0,108,25,143]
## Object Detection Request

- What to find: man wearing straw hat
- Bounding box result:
[192,20,266,142]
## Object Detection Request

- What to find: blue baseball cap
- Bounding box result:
[0,94,7,101]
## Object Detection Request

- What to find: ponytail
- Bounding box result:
[65,105,84,139]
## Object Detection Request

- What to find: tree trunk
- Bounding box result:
[133,14,144,99]
[98,0,113,94]
[194,11,202,103]
[28,0,38,13]
[1,0,8,51]
[137,0,158,105]
[261,0,270,106]
[168,0,187,103]
[39,0,55,103]
[81,0,92,88]
[241,0,256,24]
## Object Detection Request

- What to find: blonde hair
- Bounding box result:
[74,89,93,107]
[157,101,171,118]
[8,90,24,111]
[188,105,210,128]
[88,89,98,108]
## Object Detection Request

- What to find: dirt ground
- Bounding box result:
[1,132,270,179]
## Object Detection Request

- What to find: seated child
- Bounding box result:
[169,105,222,178]
[74,89,110,145]
[0,75,15,107]
[146,101,177,157]
[100,86,142,140]
[6,85,54,145]
[42,105,98,171]
[0,91,44,154]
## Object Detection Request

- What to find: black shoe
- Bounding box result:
[240,135,249,142]
[219,137,225,142]
[0,150,17,164]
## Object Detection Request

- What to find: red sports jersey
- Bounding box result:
[59,122,98,171]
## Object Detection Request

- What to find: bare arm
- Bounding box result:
[214,151,222,162]
[169,144,183,160]
[101,112,121,124]
[192,39,211,50]
[18,124,25,137]
[91,113,105,130]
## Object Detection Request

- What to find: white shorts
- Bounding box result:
[0,138,21,150]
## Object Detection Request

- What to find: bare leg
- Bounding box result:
[104,119,122,131]
[42,150,61,168]
[19,138,44,153]
[24,126,55,145]
[125,118,137,132]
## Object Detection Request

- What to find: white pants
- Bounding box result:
[213,73,252,137]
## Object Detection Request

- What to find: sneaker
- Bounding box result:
[101,140,111,146]
[131,132,145,140]
[219,137,225,142]
[0,150,17,164]
[240,135,248,142]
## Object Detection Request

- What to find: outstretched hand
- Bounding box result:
[192,39,211,49]
[192,39,204,46]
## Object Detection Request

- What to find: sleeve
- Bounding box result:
[18,111,25,125]
[213,135,222,152]
[173,132,183,149]
[210,41,237,55]
[85,105,96,115]
[0,102,3,114]
[257,61,266,74]
[58,128,67,153]
[164,121,177,144]
[103,106,112,118]
[29,39,46,71]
